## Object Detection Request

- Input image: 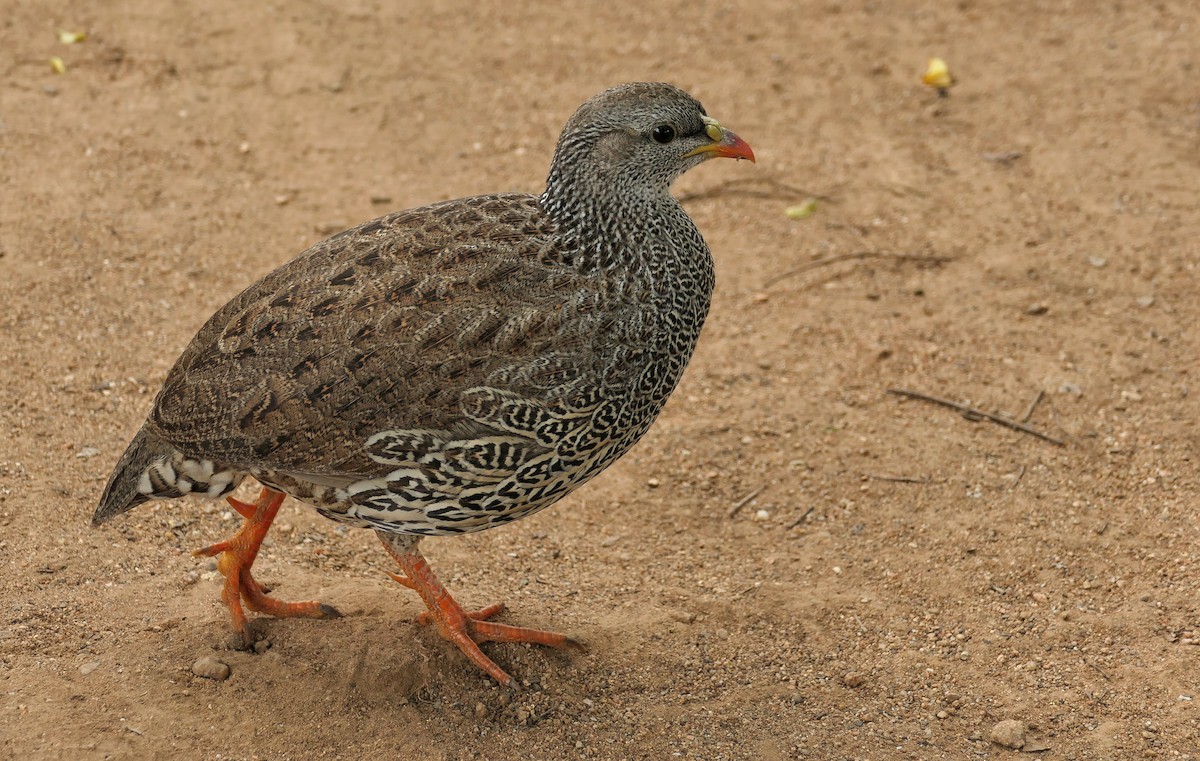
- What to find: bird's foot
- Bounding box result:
[383,546,584,688]
[193,487,340,647]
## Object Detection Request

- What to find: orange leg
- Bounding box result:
[379,533,585,688]
[193,487,340,646]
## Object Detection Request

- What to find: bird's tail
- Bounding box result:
[94,427,244,525]
[93,427,166,525]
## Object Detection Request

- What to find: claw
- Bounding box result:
[195,487,339,644]
[380,537,584,687]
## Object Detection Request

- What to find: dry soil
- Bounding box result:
[2,1,1200,759]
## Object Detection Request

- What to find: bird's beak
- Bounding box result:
[684,116,756,163]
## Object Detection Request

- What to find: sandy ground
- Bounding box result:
[3,1,1200,758]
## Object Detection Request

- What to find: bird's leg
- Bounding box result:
[378,532,585,688]
[193,486,340,646]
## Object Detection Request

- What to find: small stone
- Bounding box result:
[646,477,660,488]
[252,639,271,654]
[75,447,101,459]
[1136,296,1155,308]
[474,702,488,719]
[516,708,531,724]
[990,719,1026,749]
[753,509,770,521]
[192,656,231,681]
[79,661,100,675]
[842,672,864,688]
[370,195,393,205]
[936,710,949,719]
[1025,303,1048,316]
[1087,256,1107,268]
[669,610,696,624]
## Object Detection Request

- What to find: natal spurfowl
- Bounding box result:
[95,82,754,687]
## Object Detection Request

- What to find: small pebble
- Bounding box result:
[1087,256,1107,268]
[669,610,696,624]
[646,477,660,488]
[252,639,271,654]
[753,509,770,521]
[1136,295,1155,308]
[1025,303,1048,316]
[842,672,864,688]
[75,447,101,459]
[192,656,231,681]
[79,661,100,675]
[474,702,488,719]
[990,719,1026,749]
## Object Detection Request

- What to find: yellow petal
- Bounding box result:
[49,56,67,74]
[785,199,818,220]
[57,29,86,45]
[922,57,953,89]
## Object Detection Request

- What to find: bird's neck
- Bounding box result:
[539,179,710,284]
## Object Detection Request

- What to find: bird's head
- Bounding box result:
[544,82,754,203]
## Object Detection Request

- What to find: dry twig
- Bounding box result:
[1019,390,1045,423]
[765,251,954,288]
[786,506,816,530]
[678,176,841,204]
[1009,465,1026,489]
[727,487,764,518]
[865,473,929,484]
[887,388,1065,446]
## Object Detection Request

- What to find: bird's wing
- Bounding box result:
[147,193,625,478]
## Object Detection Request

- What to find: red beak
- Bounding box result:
[685,128,756,163]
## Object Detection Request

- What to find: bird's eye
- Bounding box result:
[651,125,676,144]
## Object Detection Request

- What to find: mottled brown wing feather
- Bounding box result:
[148,193,618,477]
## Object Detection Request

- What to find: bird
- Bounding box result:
[94,82,754,687]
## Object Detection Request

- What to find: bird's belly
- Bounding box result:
[254,333,696,537]
[261,415,655,537]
